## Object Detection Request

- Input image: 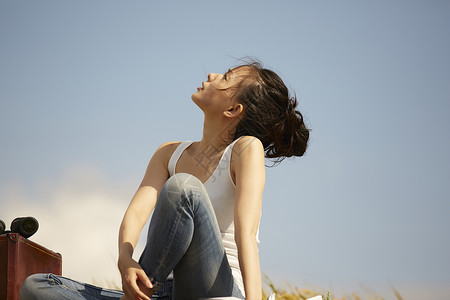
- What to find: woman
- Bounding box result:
[20,61,309,300]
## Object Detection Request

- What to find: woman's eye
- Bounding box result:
[223,69,232,81]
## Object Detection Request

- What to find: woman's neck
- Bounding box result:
[197,115,238,154]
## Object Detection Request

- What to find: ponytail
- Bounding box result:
[233,61,310,164]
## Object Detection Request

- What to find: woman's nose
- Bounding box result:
[208,73,219,81]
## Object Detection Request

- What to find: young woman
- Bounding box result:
[20,61,309,300]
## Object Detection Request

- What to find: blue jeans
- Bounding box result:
[21,173,244,300]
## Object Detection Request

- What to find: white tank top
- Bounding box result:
[167,138,260,294]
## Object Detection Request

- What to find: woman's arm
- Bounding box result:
[233,136,265,300]
[118,142,178,300]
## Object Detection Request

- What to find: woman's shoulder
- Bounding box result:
[231,136,265,170]
[231,136,265,183]
[152,141,183,162]
[158,141,183,151]
[233,136,264,155]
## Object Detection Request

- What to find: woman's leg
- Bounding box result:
[20,273,124,300]
[20,274,172,300]
[138,173,243,300]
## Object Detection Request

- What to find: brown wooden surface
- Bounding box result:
[0,233,62,300]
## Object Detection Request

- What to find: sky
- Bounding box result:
[1,1,449,299]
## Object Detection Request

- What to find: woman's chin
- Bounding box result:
[191,93,202,105]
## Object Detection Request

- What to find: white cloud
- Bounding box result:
[1,164,147,289]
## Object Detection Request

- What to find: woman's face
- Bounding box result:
[191,67,249,115]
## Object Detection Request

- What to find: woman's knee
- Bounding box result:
[20,273,49,300]
[163,173,203,194]
[159,173,208,209]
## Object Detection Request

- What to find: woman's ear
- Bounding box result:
[223,103,244,119]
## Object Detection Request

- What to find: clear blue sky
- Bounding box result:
[1,1,449,299]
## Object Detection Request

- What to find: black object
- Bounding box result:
[10,217,39,238]
[0,220,5,234]
[0,217,39,239]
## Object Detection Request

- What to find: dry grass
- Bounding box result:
[262,275,404,300]
[92,275,404,300]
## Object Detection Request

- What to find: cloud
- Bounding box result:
[1,164,146,288]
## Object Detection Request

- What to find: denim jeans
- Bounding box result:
[20,173,244,300]
[20,274,172,300]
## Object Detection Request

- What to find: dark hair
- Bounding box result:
[232,61,310,164]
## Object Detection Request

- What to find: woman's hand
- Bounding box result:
[118,255,154,300]
[117,142,176,299]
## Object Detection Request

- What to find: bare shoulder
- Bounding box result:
[231,136,265,178]
[233,136,265,158]
[147,141,182,169]
[154,141,181,158]
[140,141,182,187]
[230,136,265,185]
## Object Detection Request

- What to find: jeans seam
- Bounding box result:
[47,275,123,300]
[48,282,99,300]
[150,190,186,283]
